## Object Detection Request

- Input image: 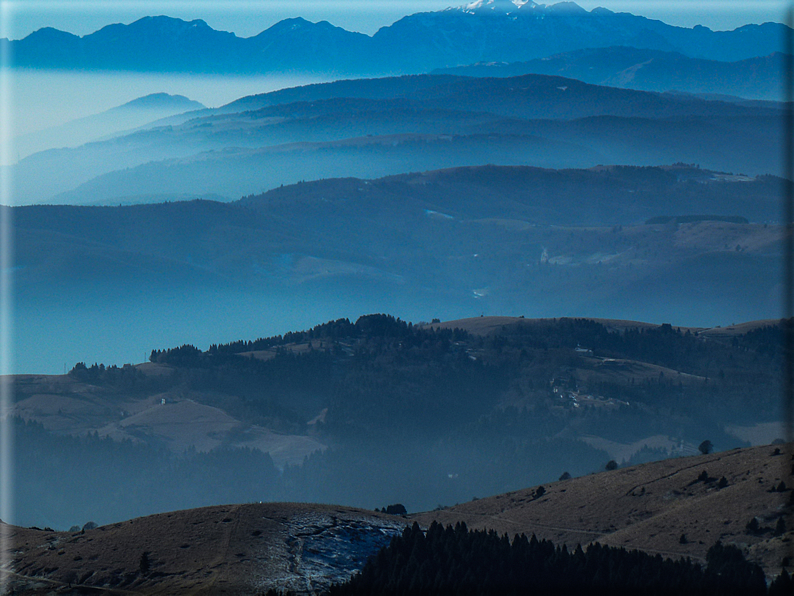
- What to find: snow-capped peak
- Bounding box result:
[463,0,537,13]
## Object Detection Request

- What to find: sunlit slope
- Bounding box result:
[412,443,793,579]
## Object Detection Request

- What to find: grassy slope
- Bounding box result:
[412,443,793,579]
[6,503,407,595]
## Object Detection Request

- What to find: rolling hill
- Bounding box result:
[4,503,407,595]
[412,443,794,580]
[14,164,785,307]
[4,444,791,594]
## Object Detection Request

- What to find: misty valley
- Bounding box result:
[2,1,794,594]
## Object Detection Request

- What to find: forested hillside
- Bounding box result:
[12,314,784,528]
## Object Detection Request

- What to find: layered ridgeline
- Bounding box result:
[14,92,205,161]
[434,46,788,101]
[10,314,784,533]
[11,73,786,205]
[13,165,785,376]
[2,4,789,75]
[4,441,791,594]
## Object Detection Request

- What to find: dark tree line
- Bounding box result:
[199,314,469,358]
[329,522,770,596]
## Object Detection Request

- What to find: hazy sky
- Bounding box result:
[1,0,790,40]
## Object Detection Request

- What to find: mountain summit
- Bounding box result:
[4,7,789,74]
[462,0,537,13]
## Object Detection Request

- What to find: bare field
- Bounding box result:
[10,370,326,468]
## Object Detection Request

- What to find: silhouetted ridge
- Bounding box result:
[5,10,791,73]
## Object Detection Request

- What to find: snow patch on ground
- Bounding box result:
[267,512,406,594]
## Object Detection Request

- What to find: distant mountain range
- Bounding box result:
[434,46,788,100]
[2,3,790,75]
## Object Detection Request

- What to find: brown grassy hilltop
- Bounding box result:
[412,443,794,579]
[4,444,792,594]
[4,503,407,595]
